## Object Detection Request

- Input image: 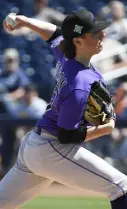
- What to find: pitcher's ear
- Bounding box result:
[73,38,81,46]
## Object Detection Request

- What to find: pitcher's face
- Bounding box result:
[74,30,106,56]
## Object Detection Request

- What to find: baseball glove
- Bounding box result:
[84,81,116,126]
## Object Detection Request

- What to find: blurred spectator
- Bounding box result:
[84,134,112,159]
[0,48,30,103]
[0,48,30,177]
[3,0,66,103]
[0,84,47,177]
[91,37,127,73]
[96,5,111,21]
[91,1,127,73]
[108,128,127,174]
[105,1,127,44]
[115,82,127,118]
[84,127,127,174]
[91,1,127,74]
[33,0,65,26]
[2,84,47,119]
[118,128,127,159]
[110,128,123,159]
[9,0,66,36]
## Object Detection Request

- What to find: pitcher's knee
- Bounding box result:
[109,176,127,201]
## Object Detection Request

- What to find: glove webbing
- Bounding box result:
[91,81,111,104]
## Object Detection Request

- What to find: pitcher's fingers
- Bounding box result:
[3,21,14,31]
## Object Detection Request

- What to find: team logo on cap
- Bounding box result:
[73,25,83,34]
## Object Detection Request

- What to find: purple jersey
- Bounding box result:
[36,35,106,136]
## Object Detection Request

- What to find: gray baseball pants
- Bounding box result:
[0,130,127,209]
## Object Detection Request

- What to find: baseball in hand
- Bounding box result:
[5,13,17,27]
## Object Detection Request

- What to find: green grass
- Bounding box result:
[21,196,111,209]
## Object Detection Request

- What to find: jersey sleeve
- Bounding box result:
[57,89,89,130]
[47,27,64,61]
[47,27,62,43]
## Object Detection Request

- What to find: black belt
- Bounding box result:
[34,127,57,139]
[34,127,42,135]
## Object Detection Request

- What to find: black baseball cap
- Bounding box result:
[61,9,110,40]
